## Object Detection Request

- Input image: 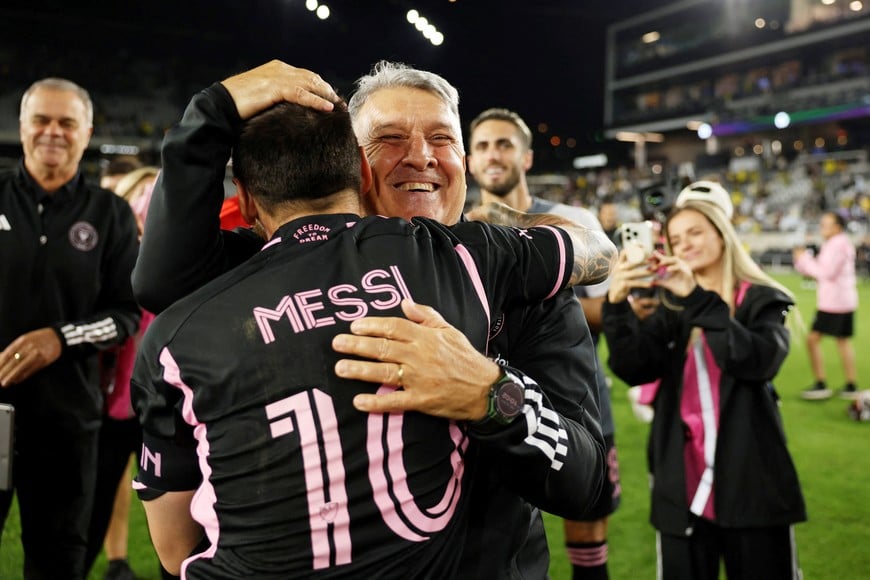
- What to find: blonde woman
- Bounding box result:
[87,164,162,580]
[602,183,806,579]
[114,166,159,237]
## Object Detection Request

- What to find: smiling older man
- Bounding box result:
[133,60,613,579]
[0,78,140,580]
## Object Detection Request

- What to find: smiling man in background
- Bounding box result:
[0,77,140,580]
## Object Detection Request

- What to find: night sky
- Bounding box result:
[2,0,660,167]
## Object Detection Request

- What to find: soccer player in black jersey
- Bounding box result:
[132,98,610,578]
[133,60,614,578]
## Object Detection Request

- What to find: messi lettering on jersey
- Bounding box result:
[253,265,413,344]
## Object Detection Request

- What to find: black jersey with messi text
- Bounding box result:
[131,213,574,579]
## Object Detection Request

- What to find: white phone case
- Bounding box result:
[620,221,655,265]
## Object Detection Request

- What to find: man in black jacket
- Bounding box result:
[0,78,140,580]
[133,60,612,579]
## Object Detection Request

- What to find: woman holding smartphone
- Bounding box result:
[602,182,806,579]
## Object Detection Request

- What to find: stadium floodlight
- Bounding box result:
[406,11,443,46]
[305,0,318,11]
[316,4,329,19]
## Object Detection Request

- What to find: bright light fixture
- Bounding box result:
[406,10,443,46]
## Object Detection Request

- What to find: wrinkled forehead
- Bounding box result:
[355,87,462,140]
[22,88,90,124]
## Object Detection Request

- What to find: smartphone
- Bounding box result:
[620,221,655,265]
[0,403,13,491]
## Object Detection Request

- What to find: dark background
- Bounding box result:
[1,0,661,168]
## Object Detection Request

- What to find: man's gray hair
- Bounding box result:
[348,60,460,123]
[20,78,94,128]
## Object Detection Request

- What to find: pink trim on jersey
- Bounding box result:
[453,244,491,353]
[261,237,282,251]
[538,226,568,299]
[304,390,352,568]
[367,385,467,541]
[389,265,413,301]
[158,348,219,577]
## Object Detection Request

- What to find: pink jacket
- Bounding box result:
[795,232,858,313]
[105,181,157,419]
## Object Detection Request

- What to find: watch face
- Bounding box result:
[495,380,524,419]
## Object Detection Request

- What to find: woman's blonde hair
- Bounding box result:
[664,200,795,315]
[114,166,159,203]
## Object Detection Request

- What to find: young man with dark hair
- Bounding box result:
[468,107,619,580]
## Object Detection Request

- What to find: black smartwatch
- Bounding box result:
[482,370,525,425]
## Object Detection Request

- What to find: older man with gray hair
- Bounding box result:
[0,77,140,579]
[134,60,612,579]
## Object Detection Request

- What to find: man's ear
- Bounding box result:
[359,147,373,194]
[523,149,533,172]
[232,177,258,226]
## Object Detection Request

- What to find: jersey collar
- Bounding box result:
[266,213,361,250]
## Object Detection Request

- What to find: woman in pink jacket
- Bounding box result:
[794,211,860,400]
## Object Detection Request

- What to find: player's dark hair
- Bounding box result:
[232,102,361,210]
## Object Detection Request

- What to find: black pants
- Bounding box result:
[84,416,143,573]
[0,415,99,580]
[657,518,801,580]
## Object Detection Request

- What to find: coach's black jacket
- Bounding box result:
[0,162,140,427]
[603,284,807,535]
[133,83,606,579]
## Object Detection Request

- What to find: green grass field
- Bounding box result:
[1,272,868,579]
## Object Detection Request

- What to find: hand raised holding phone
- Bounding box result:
[619,221,655,266]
